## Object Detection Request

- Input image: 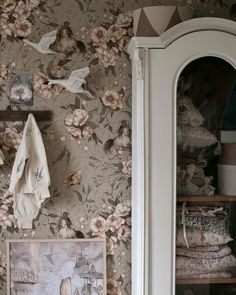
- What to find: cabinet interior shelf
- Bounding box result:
[176,277,236,285]
[177,194,236,202]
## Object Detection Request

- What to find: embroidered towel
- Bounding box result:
[9,113,50,228]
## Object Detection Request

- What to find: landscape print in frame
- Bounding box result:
[7,239,106,295]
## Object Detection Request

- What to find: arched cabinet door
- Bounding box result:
[128,17,236,295]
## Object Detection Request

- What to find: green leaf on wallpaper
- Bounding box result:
[123,240,130,250]
[89,58,99,66]
[48,213,58,218]
[41,124,51,131]
[49,225,55,235]
[105,66,116,77]
[127,262,131,268]
[99,212,109,219]
[73,190,83,202]
[108,125,113,133]
[53,147,66,164]
[107,199,117,206]
[107,254,115,265]
[48,22,59,27]
[92,133,98,144]
[117,275,124,284]
[109,9,119,16]
[6,35,14,43]
[74,0,84,11]
[89,162,95,167]
[38,3,47,12]
[87,121,98,130]
[121,111,131,118]
[127,177,131,188]
[87,185,91,194]
[75,96,81,108]
[29,14,36,24]
[89,156,99,161]
[66,150,71,165]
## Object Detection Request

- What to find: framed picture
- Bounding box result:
[9,74,33,106]
[7,239,106,295]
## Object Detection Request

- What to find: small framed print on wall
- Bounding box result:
[7,239,106,295]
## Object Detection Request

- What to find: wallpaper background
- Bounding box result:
[0,0,236,294]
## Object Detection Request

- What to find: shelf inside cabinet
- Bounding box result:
[177,194,236,202]
[176,277,236,285]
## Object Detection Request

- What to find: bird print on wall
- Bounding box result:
[23,22,86,55]
[47,67,93,97]
[104,120,131,156]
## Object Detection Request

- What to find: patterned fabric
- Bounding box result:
[176,213,230,236]
[176,245,232,259]
[176,254,236,273]
[176,270,232,279]
[176,228,232,247]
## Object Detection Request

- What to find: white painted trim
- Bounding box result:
[132,49,147,295]
[128,17,236,53]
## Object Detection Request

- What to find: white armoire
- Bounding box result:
[129,17,236,295]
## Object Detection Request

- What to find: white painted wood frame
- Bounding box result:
[128,17,236,295]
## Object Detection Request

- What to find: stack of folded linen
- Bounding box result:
[176,204,236,279]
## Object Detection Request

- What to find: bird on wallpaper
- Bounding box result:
[47,67,94,97]
[49,21,86,55]
[23,30,58,54]
[104,120,131,156]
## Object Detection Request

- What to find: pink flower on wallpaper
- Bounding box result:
[26,0,40,9]
[82,125,93,139]
[0,191,17,229]
[67,126,82,144]
[0,0,40,38]
[0,0,17,14]
[107,278,122,295]
[106,236,118,255]
[115,200,131,217]
[108,25,126,43]
[34,72,62,99]
[90,216,106,237]
[106,214,125,232]
[66,170,83,186]
[95,45,119,68]
[91,26,110,46]
[90,10,133,69]
[65,109,89,127]
[0,128,22,151]
[117,225,131,242]
[0,14,13,38]
[122,158,132,177]
[0,64,10,80]
[13,19,32,37]
[116,10,133,27]
[101,89,123,110]
[13,1,31,20]
[0,251,6,276]
[117,36,129,51]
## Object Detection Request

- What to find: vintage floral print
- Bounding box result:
[0,0,235,294]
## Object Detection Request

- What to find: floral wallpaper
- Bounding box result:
[0,0,235,294]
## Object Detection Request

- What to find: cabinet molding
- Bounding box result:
[129,17,236,295]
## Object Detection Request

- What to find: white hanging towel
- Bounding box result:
[9,113,50,229]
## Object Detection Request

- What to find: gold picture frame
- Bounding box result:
[7,238,106,295]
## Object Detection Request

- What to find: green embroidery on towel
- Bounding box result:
[17,159,24,173]
[34,167,44,182]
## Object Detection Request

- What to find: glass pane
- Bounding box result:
[176,57,236,295]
